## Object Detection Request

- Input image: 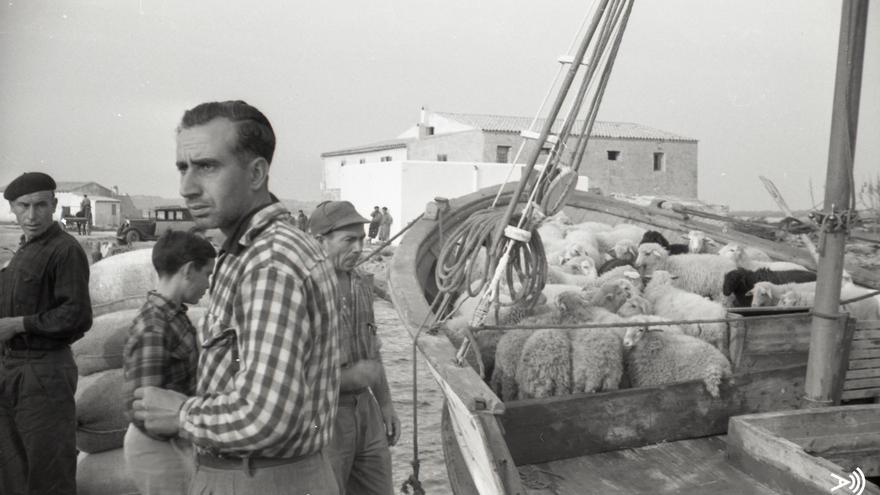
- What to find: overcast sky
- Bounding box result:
[1,1,877,211]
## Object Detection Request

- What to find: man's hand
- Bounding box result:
[381,403,401,446]
[132,386,187,436]
[341,359,383,391]
[0,317,24,342]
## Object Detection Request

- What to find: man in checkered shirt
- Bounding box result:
[133,100,341,494]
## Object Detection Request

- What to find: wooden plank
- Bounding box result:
[796,432,880,456]
[825,452,880,476]
[842,388,880,400]
[727,409,880,495]
[847,368,880,380]
[728,404,880,439]
[843,377,880,390]
[850,349,880,359]
[532,436,777,495]
[736,352,809,373]
[855,330,880,340]
[501,365,804,466]
[852,339,880,350]
[850,358,880,370]
[856,320,880,330]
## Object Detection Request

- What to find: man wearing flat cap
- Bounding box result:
[310,200,399,495]
[0,172,93,494]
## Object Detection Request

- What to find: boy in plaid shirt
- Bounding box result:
[123,230,216,494]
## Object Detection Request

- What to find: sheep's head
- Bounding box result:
[623,325,649,349]
[560,242,588,265]
[687,230,707,253]
[577,256,598,280]
[718,243,745,264]
[634,242,668,271]
[556,290,589,317]
[618,295,652,317]
[722,268,750,297]
[590,280,631,313]
[609,239,637,262]
[748,282,775,307]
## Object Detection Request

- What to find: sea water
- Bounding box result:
[374,299,453,494]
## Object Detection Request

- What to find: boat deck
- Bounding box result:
[524,436,775,494]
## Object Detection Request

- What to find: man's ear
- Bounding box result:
[248,156,270,190]
[181,260,197,279]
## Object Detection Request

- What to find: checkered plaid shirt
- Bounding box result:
[123,291,198,433]
[178,202,340,458]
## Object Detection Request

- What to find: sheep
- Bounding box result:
[643,270,730,356]
[606,238,638,263]
[635,242,735,300]
[686,230,717,254]
[555,291,626,393]
[722,267,817,307]
[561,229,602,265]
[491,330,533,400]
[749,281,817,307]
[623,328,733,398]
[515,329,572,399]
[640,230,689,254]
[720,243,808,272]
[546,255,598,286]
[585,279,636,313]
[596,258,634,276]
[617,295,652,317]
[596,224,648,254]
[565,221,613,234]
[777,283,880,321]
[584,264,643,295]
[718,242,772,262]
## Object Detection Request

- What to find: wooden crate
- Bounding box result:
[843,320,880,401]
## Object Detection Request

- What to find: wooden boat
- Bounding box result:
[388,185,880,494]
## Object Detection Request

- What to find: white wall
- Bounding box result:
[339,160,573,243]
[322,147,408,192]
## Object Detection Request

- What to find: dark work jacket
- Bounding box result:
[0,223,93,349]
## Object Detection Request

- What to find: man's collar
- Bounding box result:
[220,194,287,256]
[146,290,188,315]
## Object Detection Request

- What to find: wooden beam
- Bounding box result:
[500,365,804,466]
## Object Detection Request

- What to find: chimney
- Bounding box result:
[113,185,119,196]
[418,106,434,139]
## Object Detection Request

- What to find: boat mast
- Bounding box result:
[802,0,869,407]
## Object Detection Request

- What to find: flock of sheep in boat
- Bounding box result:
[446,212,880,402]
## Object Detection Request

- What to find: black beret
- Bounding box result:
[3,172,57,201]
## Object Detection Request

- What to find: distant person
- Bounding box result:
[367,206,381,245]
[378,206,393,242]
[123,230,216,494]
[310,201,399,494]
[80,194,92,235]
[296,209,310,231]
[132,100,340,495]
[0,172,93,495]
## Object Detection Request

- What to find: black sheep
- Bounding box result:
[639,230,689,255]
[722,267,818,307]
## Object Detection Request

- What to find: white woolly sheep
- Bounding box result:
[720,243,807,272]
[749,281,817,307]
[515,328,572,399]
[643,270,730,357]
[596,224,647,253]
[621,315,685,349]
[491,329,533,401]
[607,238,638,263]
[624,329,733,398]
[686,230,717,254]
[561,229,602,265]
[777,283,880,321]
[547,255,598,286]
[717,242,772,262]
[565,221,613,234]
[617,295,653,317]
[635,242,735,300]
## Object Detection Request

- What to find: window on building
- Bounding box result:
[380,156,392,162]
[607,150,620,161]
[359,158,366,164]
[340,160,346,167]
[111,204,117,215]
[496,145,511,163]
[437,154,448,162]
[538,147,551,160]
[653,152,665,172]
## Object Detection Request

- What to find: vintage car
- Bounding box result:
[116,205,197,243]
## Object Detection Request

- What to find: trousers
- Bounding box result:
[0,347,78,495]
[327,389,393,495]
[189,450,338,495]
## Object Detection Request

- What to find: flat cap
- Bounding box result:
[309,200,369,236]
[4,172,56,201]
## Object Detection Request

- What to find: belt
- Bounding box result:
[339,388,369,407]
[196,451,315,472]
[5,338,69,351]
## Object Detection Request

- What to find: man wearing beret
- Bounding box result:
[311,200,400,495]
[0,172,93,494]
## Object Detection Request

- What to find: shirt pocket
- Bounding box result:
[201,315,241,376]
[13,265,42,315]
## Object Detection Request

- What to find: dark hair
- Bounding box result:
[152,230,217,277]
[179,100,276,164]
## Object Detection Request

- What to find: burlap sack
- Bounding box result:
[75,368,128,454]
[77,448,139,495]
[73,310,139,376]
[89,248,157,306]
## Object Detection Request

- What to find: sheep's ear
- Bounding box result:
[745,289,754,296]
[670,274,679,280]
